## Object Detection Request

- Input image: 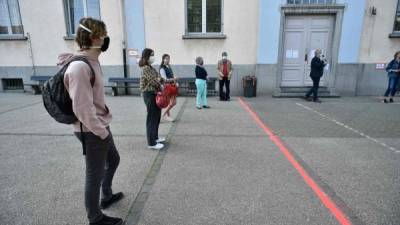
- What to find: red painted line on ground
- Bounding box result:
[238,97,352,225]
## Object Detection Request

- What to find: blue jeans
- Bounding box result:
[384,76,399,97]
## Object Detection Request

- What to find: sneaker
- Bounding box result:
[383,99,388,103]
[196,106,202,109]
[390,98,394,103]
[156,137,166,143]
[148,143,164,150]
[100,192,124,209]
[202,105,211,109]
[89,214,123,225]
[164,116,174,122]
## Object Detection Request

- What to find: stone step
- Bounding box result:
[279,86,329,93]
[273,87,340,98]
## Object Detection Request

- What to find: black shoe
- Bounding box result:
[202,105,210,109]
[383,99,388,103]
[390,98,394,103]
[90,214,123,225]
[304,96,312,102]
[100,192,124,209]
[313,99,322,103]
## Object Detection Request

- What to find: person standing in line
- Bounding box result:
[383,51,400,103]
[159,54,178,121]
[217,52,233,101]
[139,48,165,150]
[63,18,123,225]
[195,57,210,109]
[305,49,327,103]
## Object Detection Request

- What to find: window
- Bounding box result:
[394,0,400,33]
[64,0,100,36]
[0,0,23,36]
[287,0,335,4]
[186,0,222,34]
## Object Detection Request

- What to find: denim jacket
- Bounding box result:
[386,59,400,78]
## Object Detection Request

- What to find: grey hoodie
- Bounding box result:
[60,50,112,140]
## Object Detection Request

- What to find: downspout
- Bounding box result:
[119,0,129,94]
[27,32,36,76]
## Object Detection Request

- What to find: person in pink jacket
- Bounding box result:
[62,18,123,225]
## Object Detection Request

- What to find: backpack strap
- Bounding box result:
[69,56,96,87]
[67,56,95,155]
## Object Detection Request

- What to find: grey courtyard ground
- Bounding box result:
[0,93,399,225]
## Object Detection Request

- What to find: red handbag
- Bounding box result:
[156,91,169,109]
[164,83,179,97]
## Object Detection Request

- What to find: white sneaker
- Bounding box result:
[156,137,166,143]
[164,116,174,122]
[148,143,164,150]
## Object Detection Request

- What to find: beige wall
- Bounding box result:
[359,0,400,63]
[0,0,124,67]
[143,0,259,65]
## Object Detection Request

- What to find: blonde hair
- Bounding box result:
[315,49,322,56]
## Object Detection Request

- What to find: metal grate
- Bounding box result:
[2,78,24,90]
[287,0,336,4]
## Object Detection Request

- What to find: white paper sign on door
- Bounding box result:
[292,50,299,58]
[286,50,293,59]
[286,50,299,59]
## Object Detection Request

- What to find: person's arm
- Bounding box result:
[386,60,395,73]
[160,68,167,80]
[66,62,109,140]
[228,61,233,79]
[217,61,224,78]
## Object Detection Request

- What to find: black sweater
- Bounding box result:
[195,65,208,80]
[310,57,326,78]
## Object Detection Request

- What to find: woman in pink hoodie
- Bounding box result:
[63,18,123,225]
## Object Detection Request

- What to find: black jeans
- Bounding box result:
[143,91,161,146]
[219,77,230,100]
[75,128,120,223]
[306,76,320,101]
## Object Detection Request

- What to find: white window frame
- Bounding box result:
[0,0,24,37]
[394,0,400,33]
[184,0,225,38]
[287,0,336,4]
[64,0,101,37]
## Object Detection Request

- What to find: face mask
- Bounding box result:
[149,56,155,64]
[222,56,227,60]
[101,37,110,52]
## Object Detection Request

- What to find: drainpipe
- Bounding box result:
[27,32,36,76]
[120,0,129,94]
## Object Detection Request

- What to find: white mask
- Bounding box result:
[149,56,155,64]
[222,56,227,60]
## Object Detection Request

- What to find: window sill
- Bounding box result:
[389,33,400,38]
[0,35,28,41]
[64,36,76,40]
[182,34,226,39]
